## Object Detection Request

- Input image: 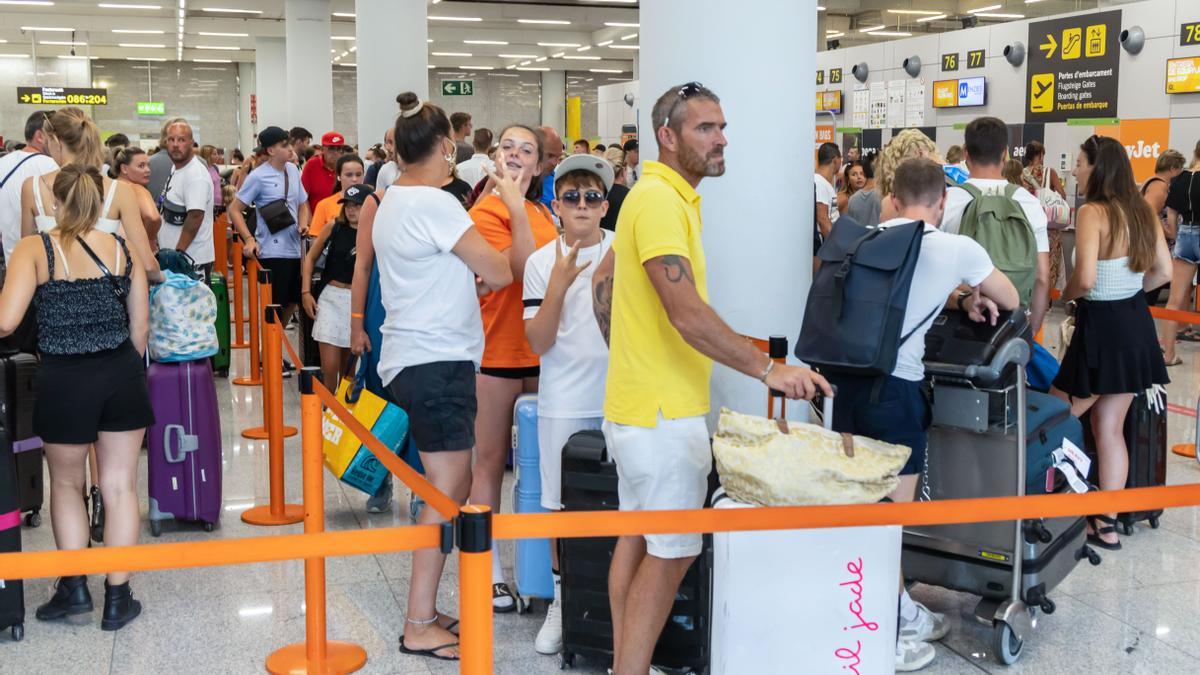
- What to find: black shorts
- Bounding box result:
[387,361,476,453]
[479,365,540,380]
[826,373,931,476]
[258,257,301,307]
[35,341,155,445]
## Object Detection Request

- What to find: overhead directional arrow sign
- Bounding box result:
[441,79,474,96]
[1040,33,1057,58]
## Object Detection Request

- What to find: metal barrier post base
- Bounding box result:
[242,503,304,526]
[1172,443,1196,458]
[232,374,263,387]
[265,641,367,675]
[242,425,299,440]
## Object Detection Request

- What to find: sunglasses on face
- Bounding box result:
[560,189,605,207]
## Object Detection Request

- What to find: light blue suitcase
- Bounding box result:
[512,394,554,611]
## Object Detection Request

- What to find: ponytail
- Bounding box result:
[51,163,105,253]
[43,107,105,169]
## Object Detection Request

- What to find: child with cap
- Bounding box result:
[521,154,616,655]
[302,182,367,388]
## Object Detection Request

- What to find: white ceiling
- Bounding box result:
[0,0,640,75]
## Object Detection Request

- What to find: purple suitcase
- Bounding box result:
[146,360,222,536]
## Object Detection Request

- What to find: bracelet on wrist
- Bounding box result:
[759,357,775,383]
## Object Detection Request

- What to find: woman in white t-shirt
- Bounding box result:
[371,92,511,663]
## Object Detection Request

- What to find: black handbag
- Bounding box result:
[156,168,189,227]
[258,168,296,234]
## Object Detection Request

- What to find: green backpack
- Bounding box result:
[958,182,1038,306]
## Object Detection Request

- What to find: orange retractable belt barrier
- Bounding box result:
[241,304,304,527]
[231,237,248,348]
[232,256,262,386]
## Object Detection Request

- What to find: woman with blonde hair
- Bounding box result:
[876,129,942,222]
[20,108,161,282]
[0,163,153,630]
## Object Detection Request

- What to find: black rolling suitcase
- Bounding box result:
[559,430,711,673]
[1082,391,1167,534]
[0,353,42,528]
[0,422,27,642]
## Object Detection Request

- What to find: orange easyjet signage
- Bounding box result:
[1093,118,1170,185]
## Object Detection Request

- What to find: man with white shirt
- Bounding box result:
[0,110,57,262]
[158,119,215,282]
[814,141,841,240]
[457,127,495,188]
[826,157,1019,672]
[940,116,1051,333]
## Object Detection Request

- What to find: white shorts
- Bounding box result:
[603,413,712,559]
[311,284,351,348]
[538,415,604,511]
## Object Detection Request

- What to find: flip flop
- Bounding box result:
[398,635,460,661]
[1179,330,1200,343]
[441,618,459,635]
[1086,516,1122,551]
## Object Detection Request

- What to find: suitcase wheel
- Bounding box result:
[1086,546,1102,566]
[24,512,40,528]
[515,596,528,615]
[149,520,163,538]
[1149,515,1161,529]
[992,621,1024,665]
[1120,521,1133,536]
[204,522,215,533]
[560,652,575,670]
[10,624,23,642]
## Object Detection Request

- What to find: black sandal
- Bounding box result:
[1087,515,1122,551]
[398,635,459,661]
[491,582,517,614]
[1179,330,1200,343]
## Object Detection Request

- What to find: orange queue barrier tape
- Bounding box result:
[266,367,367,674]
[311,379,462,521]
[2,485,1199,582]
[1150,306,1200,325]
[242,305,304,527]
[0,524,440,581]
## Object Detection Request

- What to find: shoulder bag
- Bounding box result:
[258,167,296,234]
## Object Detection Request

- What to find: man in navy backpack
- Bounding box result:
[826,158,1018,672]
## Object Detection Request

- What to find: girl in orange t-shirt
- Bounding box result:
[469,125,558,611]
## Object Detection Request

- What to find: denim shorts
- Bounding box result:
[1174,223,1200,265]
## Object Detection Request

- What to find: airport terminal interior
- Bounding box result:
[2,0,1200,673]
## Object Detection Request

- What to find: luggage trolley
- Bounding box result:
[902,316,1100,665]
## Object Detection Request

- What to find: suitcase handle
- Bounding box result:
[163,424,199,464]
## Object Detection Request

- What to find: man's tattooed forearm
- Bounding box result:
[661,255,693,284]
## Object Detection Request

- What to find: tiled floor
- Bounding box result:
[3,311,1200,674]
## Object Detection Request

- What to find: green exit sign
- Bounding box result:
[137,101,165,115]
[441,79,474,96]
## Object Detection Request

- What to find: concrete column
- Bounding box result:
[640,0,817,420]
[285,0,333,133]
[355,0,428,153]
[254,37,288,133]
[817,11,827,52]
[540,70,566,136]
[237,61,256,156]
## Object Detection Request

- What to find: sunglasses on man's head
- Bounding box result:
[663,81,705,130]
[559,189,605,207]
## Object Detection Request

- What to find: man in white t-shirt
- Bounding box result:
[456,128,495,188]
[814,141,841,240]
[0,110,58,262]
[940,116,1051,333]
[521,154,615,656]
[157,119,215,280]
[825,158,1018,672]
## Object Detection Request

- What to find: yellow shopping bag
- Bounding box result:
[321,358,410,494]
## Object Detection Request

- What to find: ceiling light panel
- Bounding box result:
[519,19,571,25]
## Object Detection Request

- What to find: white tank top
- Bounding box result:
[1086,257,1145,301]
[33,175,122,235]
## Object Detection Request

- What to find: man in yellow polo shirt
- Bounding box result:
[591,82,832,675]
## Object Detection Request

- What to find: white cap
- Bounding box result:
[554,154,615,193]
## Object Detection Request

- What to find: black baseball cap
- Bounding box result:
[257,126,288,152]
[339,183,371,206]
[622,138,638,153]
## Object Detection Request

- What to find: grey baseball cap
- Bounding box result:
[554,153,615,193]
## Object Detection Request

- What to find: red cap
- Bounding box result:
[321,131,346,147]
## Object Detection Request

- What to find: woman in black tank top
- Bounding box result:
[301,182,365,388]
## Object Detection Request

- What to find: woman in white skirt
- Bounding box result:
[302,183,368,387]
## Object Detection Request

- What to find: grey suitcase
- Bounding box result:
[902,330,1099,666]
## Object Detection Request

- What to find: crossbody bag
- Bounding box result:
[258,168,296,234]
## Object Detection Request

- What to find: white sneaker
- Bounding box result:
[899,600,949,643]
[534,599,563,655]
[895,638,936,672]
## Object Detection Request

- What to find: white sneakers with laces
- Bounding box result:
[895,599,948,671]
[895,638,937,672]
[535,599,563,655]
